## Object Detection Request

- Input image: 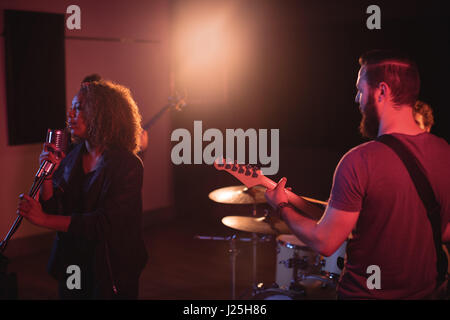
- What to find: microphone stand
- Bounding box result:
[0,162,52,299]
[0,161,53,254]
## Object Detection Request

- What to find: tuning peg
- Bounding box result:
[224,158,234,169]
[238,165,245,174]
[215,158,225,167]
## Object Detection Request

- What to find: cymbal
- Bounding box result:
[209,185,267,204]
[221,216,291,235]
[301,196,328,206]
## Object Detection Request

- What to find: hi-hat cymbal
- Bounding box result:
[209,185,267,204]
[221,216,291,235]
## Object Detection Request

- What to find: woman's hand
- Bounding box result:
[39,142,66,179]
[17,194,48,227]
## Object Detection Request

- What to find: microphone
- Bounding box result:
[0,129,69,253]
[35,129,69,179]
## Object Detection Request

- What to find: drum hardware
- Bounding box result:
[207,184,339,299]
[299,273,337,288]
[319,240,347,278]
[252,283,306,300]
[221,211,289,295]
[228,235,238,300]
[274,234,322,290]
[194,234,272,300]
[210,185,275,297]
[218,206,321,298]
[250,205,258,295]
[279,255,316,270]
[194,235,240,300]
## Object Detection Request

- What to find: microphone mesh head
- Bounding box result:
[46,129,69,154]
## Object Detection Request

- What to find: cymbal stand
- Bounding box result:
[195,234,272,299]
[228,235,239,300]
[251,204,258,296]
[195,235,250,300]
[0,170,48,254]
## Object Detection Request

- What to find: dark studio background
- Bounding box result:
[171,0,450,230]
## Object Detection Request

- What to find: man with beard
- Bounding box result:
[265,50,450,299]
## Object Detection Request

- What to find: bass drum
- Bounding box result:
[252,285,336,300]
[321,240,347,278]
[275,234,321,290]
[252,288,305,300]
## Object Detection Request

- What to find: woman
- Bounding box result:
[17,80,148,299]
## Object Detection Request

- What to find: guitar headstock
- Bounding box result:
[168,90,188,112]
[214,158,265,188]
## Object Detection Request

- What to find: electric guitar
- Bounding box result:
[139,92,187,158]
[142,92,187,131]
[213,159,326,220]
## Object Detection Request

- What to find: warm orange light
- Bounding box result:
[172,1,248,105]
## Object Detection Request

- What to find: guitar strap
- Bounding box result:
[377,134,448,288]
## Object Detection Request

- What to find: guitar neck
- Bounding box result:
[142,103,171,131]
[258,176,324,221]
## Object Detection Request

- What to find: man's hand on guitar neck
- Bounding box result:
[264,177,289,210]
[265,177,359,257]
[264,177,322,220]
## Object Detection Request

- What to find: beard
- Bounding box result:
[359,93,380,139]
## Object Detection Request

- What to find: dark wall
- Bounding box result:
[4,10,66,146]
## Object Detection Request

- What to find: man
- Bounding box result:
[265,50,450,299]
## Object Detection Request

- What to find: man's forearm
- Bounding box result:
[280,206,323,253]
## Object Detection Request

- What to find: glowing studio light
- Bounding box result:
[172,1,249,104]
[176,13,229,77]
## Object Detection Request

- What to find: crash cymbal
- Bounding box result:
[221,216,291,235]
[209,185,267,204]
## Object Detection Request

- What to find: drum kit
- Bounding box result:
[196,185,346,300]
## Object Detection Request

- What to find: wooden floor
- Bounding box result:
[6,215,338,300]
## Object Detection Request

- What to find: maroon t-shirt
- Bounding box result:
[329,132,450,299]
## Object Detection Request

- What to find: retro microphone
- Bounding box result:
[0,129,69,253]
[33,129,69,186]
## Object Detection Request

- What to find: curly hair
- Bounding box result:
[74,80,142,155]
[413,100,434,130]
